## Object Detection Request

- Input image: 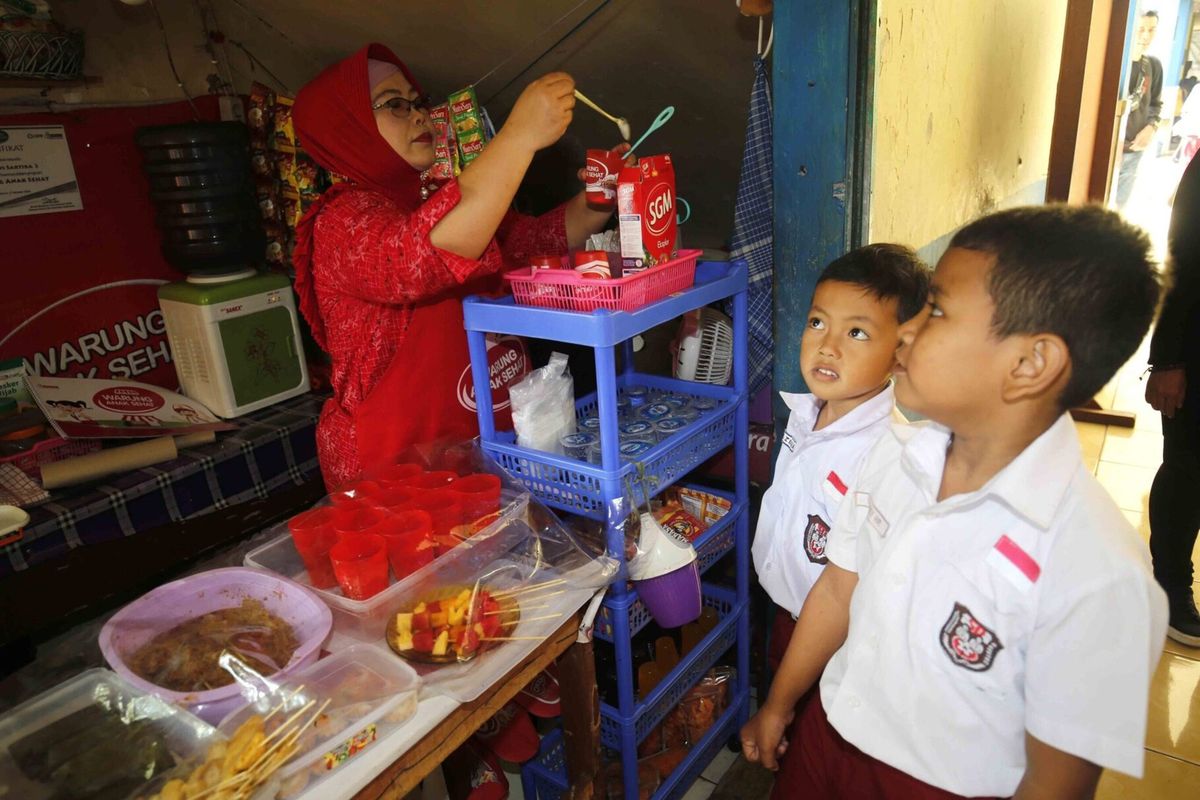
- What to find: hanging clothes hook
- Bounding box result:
[761,20,774,59]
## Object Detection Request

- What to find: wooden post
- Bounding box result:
[560,639,601,799]
[772,0,860,425]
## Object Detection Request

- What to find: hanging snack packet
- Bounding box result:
[449,86,487,167]
[271,94,297,152]
[429,103,456,181]
[248,82,274,146]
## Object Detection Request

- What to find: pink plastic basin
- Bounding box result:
[98,567,332,724]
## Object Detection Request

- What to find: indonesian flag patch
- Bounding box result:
[939,602,1004,672]
[822,470,849,501]
[804,514,830,564]
[985,534,1041,593]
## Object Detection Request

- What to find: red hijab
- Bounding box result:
[291,43,425,349]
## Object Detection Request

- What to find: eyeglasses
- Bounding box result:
[371,94,432,119]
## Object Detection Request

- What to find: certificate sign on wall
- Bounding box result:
[0,125,83,218]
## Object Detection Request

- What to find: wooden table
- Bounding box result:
[353,613,602,800]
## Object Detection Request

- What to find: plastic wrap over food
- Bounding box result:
[0,669,220,800]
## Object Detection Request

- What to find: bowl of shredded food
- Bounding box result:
[99,567,332,724]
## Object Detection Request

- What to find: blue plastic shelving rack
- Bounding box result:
[464,260,751,800]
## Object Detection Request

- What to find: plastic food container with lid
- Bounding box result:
[218,644,420,800]
[0,668,222,800]
[246,492,532,641]
[98,567,332,725]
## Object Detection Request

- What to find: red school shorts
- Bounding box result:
[769,693,1010,800]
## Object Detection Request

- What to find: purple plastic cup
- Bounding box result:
[634,560,702,627]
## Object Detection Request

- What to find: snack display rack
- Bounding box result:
[464,259,750,800]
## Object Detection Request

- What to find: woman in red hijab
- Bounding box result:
[292,44,617,489]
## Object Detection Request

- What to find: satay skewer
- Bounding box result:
[491,578,566,598]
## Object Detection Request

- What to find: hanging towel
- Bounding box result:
[727,55,774,395]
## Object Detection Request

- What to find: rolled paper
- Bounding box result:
[41,437,179,489]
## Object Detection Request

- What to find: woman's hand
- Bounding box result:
[503,73,575,153]
[1146,368,1186,417]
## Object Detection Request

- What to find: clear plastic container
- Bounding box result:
[217,645,420,800]
[560,431,598,460]
[619,420,658,442]
[619,439,656,462]
[246,492,532,641]
[0,668,221,800]
[98,567,333,725]
[653,417,689,438]
[637,402,673,423]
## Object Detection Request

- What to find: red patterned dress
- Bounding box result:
[304,180,566,488]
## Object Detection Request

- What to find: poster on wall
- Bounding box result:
[0,125,83,218]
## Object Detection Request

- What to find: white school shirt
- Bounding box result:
[752,386,900,618]
[820,415,1168,797]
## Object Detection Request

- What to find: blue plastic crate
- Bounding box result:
[600,585,741,748]
[521,729,568,800]
[595,490,743,643]
[482,376,738,518]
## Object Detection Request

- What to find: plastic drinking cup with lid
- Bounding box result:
[690,396,719,413]
[623,386,650,407]
[619,419,658,442]
[619,439,655,462]
[637,402,673,422]
[578,415,602,434]
[561,431,599,461]
[653,417,689,438]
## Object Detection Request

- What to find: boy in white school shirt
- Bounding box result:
[754,244,930,676]
[742,205,1168,800]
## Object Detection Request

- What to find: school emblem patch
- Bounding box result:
[939,602,1003,672]
[804,514,830,564]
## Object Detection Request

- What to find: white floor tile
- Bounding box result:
[701,747,739,783]
[681,778,716,799]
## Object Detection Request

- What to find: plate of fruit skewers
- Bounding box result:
[385,579,566,664]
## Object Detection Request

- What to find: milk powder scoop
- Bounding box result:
[624,106,675,160]
[573,89,632,141]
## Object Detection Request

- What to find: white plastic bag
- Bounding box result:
[510,352,575,454]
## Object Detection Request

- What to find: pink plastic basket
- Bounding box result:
[0,436,101,480]
[506,249,701,312]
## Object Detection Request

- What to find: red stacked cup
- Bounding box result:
[406,470,458,491]
[329,533,389,600]
[329,480,382,506]
[411,488,463,554]
[332,505,385,540]
[373,462,425,487]
[451,473,502,526]
[373,485,416,512]
[287,506,340,589]
[378,509,436,581]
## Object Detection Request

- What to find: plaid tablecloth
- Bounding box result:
[0,393,326,576]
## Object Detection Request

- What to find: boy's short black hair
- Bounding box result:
[949,204,1160,410]
[817,243,931,324]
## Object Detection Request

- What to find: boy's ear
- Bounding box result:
[1003,334,1070,404]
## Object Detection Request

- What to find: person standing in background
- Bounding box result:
[1116,10,1164,210]
[1145,152,1200,646]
